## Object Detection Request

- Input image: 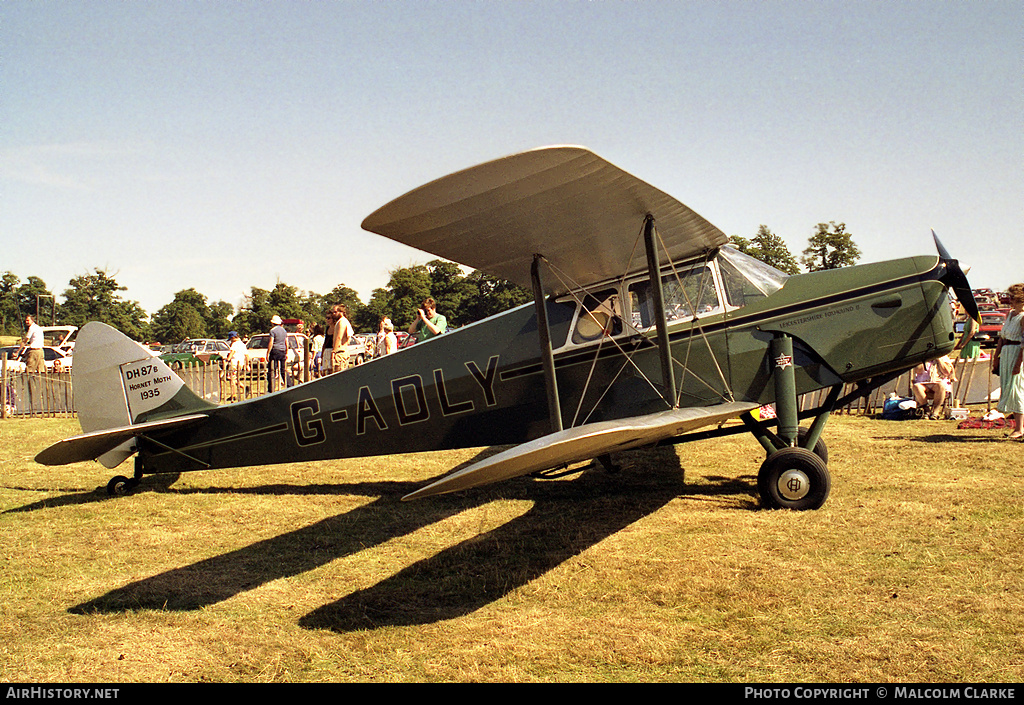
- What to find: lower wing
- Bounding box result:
[403,401,758,500]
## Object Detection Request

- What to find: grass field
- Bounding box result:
[1,415,1021,682]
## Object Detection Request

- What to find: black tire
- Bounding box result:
[107,475,132,497]
[757,447,831,511]
[797,426,828,465]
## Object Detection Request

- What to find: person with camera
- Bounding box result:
[408,298,447,342]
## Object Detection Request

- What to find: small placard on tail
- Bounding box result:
[120,359,185,422]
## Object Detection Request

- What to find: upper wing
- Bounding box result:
[403,401,757,500]
[362,146,727,296]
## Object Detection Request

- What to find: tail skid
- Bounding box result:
[35,322,215,468]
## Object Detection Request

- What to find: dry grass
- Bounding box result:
[1,415,1022,682]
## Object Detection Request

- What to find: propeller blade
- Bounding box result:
[932,230,979,318]
[931,230,980,349]
[931,229,952,262]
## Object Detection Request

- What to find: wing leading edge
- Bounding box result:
[403,401,758,500]
[362,146,727,296]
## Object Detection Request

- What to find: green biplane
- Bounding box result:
[36,146,979,510]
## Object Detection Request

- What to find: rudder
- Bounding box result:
[73,322,216,434]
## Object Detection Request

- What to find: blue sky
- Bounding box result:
[3,1,1021,319]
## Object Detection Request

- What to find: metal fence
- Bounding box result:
[0,354,1002,420]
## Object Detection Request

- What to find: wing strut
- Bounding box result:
[531,254,564,434]
[643,215,678,408]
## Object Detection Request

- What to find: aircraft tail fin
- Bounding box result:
[55,322,216,467]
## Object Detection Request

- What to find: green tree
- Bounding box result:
[17,277,55,323]
[361,262,531,331]
[360,287,394,332]
[232,286,272,337]
[751,225,800,274]
[267,282,304,321]
[322,284,366,330]
[457,270,533,323]
[297,291,328,331]
[231,281,326,336]
[728,235,755,257]
[207,301,236,339]
[151,289,211,343]
[381,265,433,330]
[730,227,800,274]
[426,259,474,325]
[58,269,149,340]
[151,303,207,343]
[0,272,21,335]
[800,222,861,272]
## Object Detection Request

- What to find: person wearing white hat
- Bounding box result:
[268,315,288,392]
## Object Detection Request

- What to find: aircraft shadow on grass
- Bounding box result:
[871,432,1007,445]
[67,447,757,632]
[2,472,183,515]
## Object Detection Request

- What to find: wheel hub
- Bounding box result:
[777,469,810,501]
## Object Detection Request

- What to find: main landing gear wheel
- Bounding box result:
[106,475,139,497]
[757,447,831,511]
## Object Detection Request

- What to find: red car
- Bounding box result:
[974,311,1006,347]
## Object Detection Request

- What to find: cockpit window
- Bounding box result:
[628,265,721,330]
[571,289,623,344]
[717,246,790,307]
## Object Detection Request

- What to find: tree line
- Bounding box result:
[1,222,860,341]
[728,221,860,275]
[0,260,534,342]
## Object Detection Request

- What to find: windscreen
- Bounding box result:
[717,246,790,308]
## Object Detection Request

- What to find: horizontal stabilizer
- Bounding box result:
[34,414,209,467]
[403,401,757,500]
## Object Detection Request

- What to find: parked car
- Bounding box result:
[346,335,370,365]
[40,326,78,352]
[245,333,306,366]
[974,311,1006,347]
[159,339,230,368]
[0,345,73,372]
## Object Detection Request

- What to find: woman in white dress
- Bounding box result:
[993,283,1024,438]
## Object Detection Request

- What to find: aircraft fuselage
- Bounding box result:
[136,250,954,476]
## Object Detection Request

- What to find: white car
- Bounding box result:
[0,345,73,373]
[245,333,306,366]
[40,326,78,352]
